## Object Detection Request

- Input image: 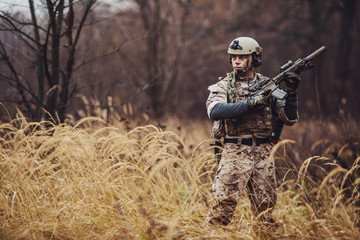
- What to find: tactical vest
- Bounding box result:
[225,72,274,137]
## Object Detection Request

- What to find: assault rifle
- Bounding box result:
[250,46,327,143]
[249,46,327,100]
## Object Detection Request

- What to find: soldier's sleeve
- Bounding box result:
[206,80,228,119]
[274,94,299,126]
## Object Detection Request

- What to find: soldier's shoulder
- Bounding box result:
[255,72,269,80]
[220,72,233,80]
[208,75,229,92]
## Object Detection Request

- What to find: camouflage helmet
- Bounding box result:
[227,37,263,56]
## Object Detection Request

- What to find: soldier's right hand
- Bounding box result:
[247,94,267,109]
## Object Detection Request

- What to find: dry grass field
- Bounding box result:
[0,112,359,239]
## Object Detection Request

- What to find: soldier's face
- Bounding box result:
[231,54,252,72]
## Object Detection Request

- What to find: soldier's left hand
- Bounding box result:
[280,72,300,93]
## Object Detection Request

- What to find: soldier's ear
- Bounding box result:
[252,54,262,67]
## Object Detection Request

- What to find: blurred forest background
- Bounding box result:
[0,0,359,123]
[1,2,360,238]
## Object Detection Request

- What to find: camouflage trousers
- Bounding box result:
[205,142,277,225]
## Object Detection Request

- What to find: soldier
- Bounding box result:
[204,37,300,226]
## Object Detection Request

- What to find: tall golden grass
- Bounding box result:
[0,115,359,239]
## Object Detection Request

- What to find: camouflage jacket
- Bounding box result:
[206,72,298,139]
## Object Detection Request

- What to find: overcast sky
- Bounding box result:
[0,0,134,16]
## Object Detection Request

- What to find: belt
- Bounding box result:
[224,137,270,146]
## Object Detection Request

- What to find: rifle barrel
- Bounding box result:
[305,46,326,61]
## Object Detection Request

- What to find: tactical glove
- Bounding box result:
[280,72,300,93]
[247,94,267,109]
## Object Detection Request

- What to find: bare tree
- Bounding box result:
[115,0,191,120]
[0,0,96,122]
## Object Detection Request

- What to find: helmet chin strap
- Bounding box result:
[236,66,253,75]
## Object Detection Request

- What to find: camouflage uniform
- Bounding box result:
[205,72,298,225]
